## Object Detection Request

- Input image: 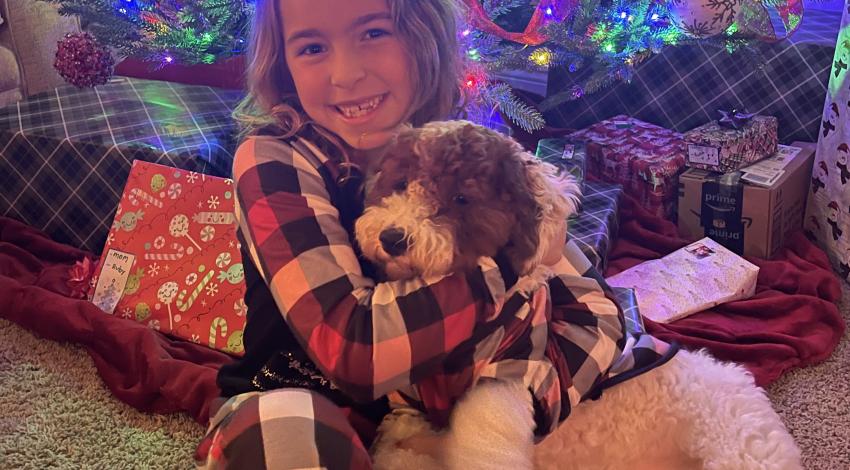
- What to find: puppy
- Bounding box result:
[358,121,802,470]
[356,120,580,469]
[355,120,578,282]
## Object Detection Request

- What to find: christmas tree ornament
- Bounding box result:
[54,32,115,88]
[668,0,740,38]
[733,0,803,42]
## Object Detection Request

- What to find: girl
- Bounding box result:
[196,0,675,468]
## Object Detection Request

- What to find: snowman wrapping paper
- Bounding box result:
[804,5,850,284]
[90,160,247,355]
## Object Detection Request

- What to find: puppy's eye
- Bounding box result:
[392,180,407,192]
[453,194,468,205]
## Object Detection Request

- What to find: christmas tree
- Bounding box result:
[43,0,801,132]
[41,0,252,65]
[458,0,801,131]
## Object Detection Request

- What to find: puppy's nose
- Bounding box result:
[379,228,408,257]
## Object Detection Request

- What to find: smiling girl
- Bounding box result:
[195,1,673,469]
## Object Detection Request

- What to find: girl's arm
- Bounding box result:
[233,136,517,402]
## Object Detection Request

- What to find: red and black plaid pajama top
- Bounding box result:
[217,132,678,440]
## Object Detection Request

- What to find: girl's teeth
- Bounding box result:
[338,96,382,118]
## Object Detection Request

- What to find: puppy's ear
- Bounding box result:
[510,156,583,274]
[501,152,544,276]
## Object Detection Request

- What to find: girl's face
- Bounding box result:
[281,0,414,150]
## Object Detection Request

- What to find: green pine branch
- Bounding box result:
[482,82,545,132]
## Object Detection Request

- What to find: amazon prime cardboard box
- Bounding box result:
[677,142,815,258]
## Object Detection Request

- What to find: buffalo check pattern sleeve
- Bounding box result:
[232,136,520,403]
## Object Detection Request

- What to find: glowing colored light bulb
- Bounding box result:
[530,48,552,66]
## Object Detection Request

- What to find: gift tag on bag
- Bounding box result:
[91,249,136,314]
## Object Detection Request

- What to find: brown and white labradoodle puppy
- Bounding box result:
[355,120,578,283]
[357,121,801,470]
[356,120,580,469]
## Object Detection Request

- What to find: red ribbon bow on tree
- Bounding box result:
[463,0,576,46]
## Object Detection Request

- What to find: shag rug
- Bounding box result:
[0,318,204,470]
[1,283,848,469]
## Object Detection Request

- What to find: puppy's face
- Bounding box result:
[354,121,579,280]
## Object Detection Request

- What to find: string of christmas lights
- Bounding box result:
[43,0,252,66]
[44,0,802,131]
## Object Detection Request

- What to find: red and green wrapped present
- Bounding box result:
[684,112,779,173]
[89,160,247,356]
[567,115,687,221]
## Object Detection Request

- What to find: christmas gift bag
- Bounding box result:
[803,8,850,284]
[535,138,587,194]
[568,181,621,272]
[90,160,247,355]
[568,115,687,221]
[684,112,779,173]
[606,238,759,323]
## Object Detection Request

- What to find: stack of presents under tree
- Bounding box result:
[0,74,843,358]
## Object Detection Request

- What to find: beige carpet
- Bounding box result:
[0,319,204,470]
[0,284,848,469]
[767,281,850,470]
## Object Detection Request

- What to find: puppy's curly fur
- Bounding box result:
[359,122,801,470]
[355,120,579,281]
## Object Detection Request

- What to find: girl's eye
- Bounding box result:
[453,194,468,205]
[298,44,326,56]
[364,28,389,40]
[392,180,407,192]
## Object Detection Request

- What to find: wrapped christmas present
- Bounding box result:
[89,160,247,356]
[610,287,645,334]
[535,138,587,194]
[0,77,242,252]
[606,237,759,323]
[684,110,779,173]
[568,181,621,272]
[568,115,687,221]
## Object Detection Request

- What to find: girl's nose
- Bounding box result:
[330,52,367,89]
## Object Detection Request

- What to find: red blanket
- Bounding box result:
[0,197,843,427]
[605,195,845,387]
[0,218,232,425]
